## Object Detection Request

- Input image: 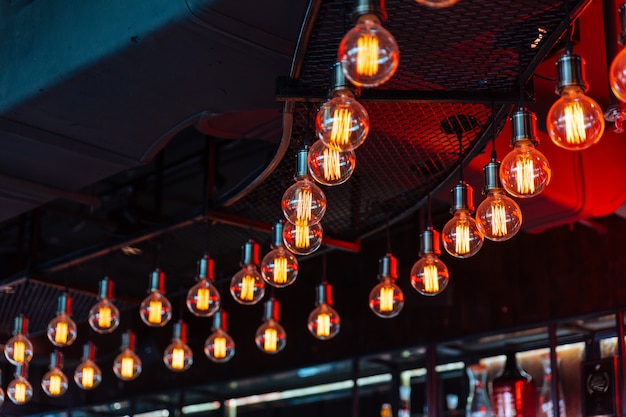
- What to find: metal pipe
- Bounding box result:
[617,310,626,417]
[426,343,438,417]
[549,323,561,417]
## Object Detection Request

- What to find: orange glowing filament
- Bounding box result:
[81,367,95,388]
[13,341,25,363]
[274,256,288,284]
[98,305,111,328]
[264,328,277,352]
[55,322,68,344]
[121,357,134,379]
[171,347,185,370]
[491,203,508,237]
[379,286,394,312]
[323,147,342,181]
[296,189,312,223]
[148,300,163,324]
[317,313,331,337]
[357,34,379,77]
[515,157,535,195]
[564,102,586,145]
[424,264,439,293]
[15,382,26,403]
[240,275,255,301]
[214,337,226,359]
[455,223,470,254]
[49,374,62,396]
[330,108,352,148]
[196,288,210,311]
[295,222,311,249]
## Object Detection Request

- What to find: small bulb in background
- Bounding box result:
[88,277,120,334]
[261,221,299,288]
[441,182,483,258]
[307,283,340,340]
[186,254,221,317]
[47,292,78,347]
[163,320,193,372]
[113,331,142,381]
[410,227,449,296]
[369,253,404,318]
[41,351,68,398]
[255,298,287,354]
[7,365,32,405]
[139,268,172,327]
[205,310,235,363]
[4,315,33,366]
[230,239,265,305]
[74,342,102,390]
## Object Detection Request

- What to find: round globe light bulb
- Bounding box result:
[113,348,142,381]
[88,298,120,334]
[338,15,399,88]
[611,47,626,103]
[281,177,326,226]
[41,368,68,397]
[441,209,484,258]
[255,319,287,354]
[204,329,236,363]
[547,88,605,151]
[282,221,323,255]
[308,139,357,185]
[74,359,102,390]
[475,189,523,241]
[139,291,172,327]
[7,376,32,405]
[163,339,193,372]
[4,334,33,366]
[500,141,551,198]
[230,265,265,305]
[261,246,299,287]
[186,278,221,317]
[416,0,461,7]
[368,277,404,318]
[47,313,78,347]
[315,94,370,152]
[410,254,449,296]
[307,303,341,340]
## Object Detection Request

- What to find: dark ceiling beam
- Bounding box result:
[0,173,101,208]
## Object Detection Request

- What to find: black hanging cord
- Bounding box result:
[426,191,433,228]
[455,123,464,182]
[154,238,162,270]
[491,103,498,161]
[564,0,573,54]
[517,43,525,109]
[303,102,312,148]
[385,213,392,253]
[204,220,211,256]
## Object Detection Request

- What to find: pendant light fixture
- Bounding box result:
[74,342,102,390]
[369,253,404,318]
[230,239,265,305]
[255,297,287,354]
[163,320,193,372]
[7,365,32,405]
[315,62,369,152]
[442,181,483,258]
[186,253,221,317]
[88,277,120,334]
[41,351,69,398]
[261,220,299,288]
[4,315,33,366]
[500,108,551,198]
[411,226,449,296]
[338,0,399,88]
[610,3,626,104]
[47,292,78,347]
[205,310,235,363]
[139,268,172,327]
[113,330,142,381]
[308,282,341,340]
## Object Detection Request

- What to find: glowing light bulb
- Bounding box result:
[186,254,221,317]
[307,283,341,340]
[88,277,120,334]
[47,293,78,347]
[4,315,33,366]
[139,269,172,327]
[282,151,327,226]
[255,298,287,354]
[230,239,265,305]
[163,321,193,372]
[441,182,483,258]
[283,220,324,255]
[74,342,102,390]
[308,139,357,186]
[41,351,68,397]
[338,3,399,88]
[205,311,236,363]
[416,0,461,7]
[547,53,604,150]
[410,227,449,296]
[500,108,551,198]
[369,253,404,318]
[261,221,299,287]
[113,331,142,381]
[611,35,626,102]
[8,366,32,405]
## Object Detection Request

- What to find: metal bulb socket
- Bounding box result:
[295,148,309,179]
[198,255,214,280]
[98,278,113,299]
[149,269,166,292]
[510,108,539,146]
[49,351,63,369]
[57,293,71,314]
[213,310,228,331]
[482,160,502,193]
[378,253,398,280]
[82,343,96,361]
[556,53,588,94]
[315,283,334,305]
[450,182,474,213]
[241,239,260,266]
[271,221,284,248]
[352,0,387,23]
[419,227,441,257]
[263,298,280,321]
[13,315,27,335]
[172,321,187,342]
[121,331,135,350]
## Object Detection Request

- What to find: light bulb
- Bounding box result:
[255,298,287,354]
[230,239,265,305]
[410,227,449,296]
[42,351,68,397]
[308,139,357,185]
[416,0,461,7]
[307,283,340,340]
[74,343,102,390]
[281,150,327,226]
[139,268,172,327]
[163,321,193,372]
[475,160,522,241]
[47,293,78,347]
[338,2,399,88]
[261,221,299,287]
[113,331,142,381]
[441,182,483,258]
[369,253,404,318]
[88,277,120,334]
[611,49,626,103]
[283,220,323,255]
[500,108,551,198]
[186,254,221,317]
[7,367,32,405]
[4,315,33,366]
[547,53,604,150]
[205,311,235,363]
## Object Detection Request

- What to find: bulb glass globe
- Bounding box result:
[0,386,4,406]
[283,221,323,255]
[410,254,449,296]
[315,94,370,152]
[281,177,326,226]
[230,265,265,305]
[204,329,236,363]
[113,348,142,381]
[500,141,551,198]
[307,303,341,340]
[7,376,32,405]
[47,313,78,347]
[255,319,287,354]
[441,209,484,258]
[547,88,605,150]
[186,278,221,317]
[261,246,299,287]
[368,277,404,318]
[475,190,523,241]
[338,16,399,88]
[88,298,120,334]
[4,334,33,365]
[416,0,460,7]
[139,291,172,327]
[308,139,357,185]
[610,48,626,103]
[163,340,193,372]
[74,359,102,390]
[41,368,68,397]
